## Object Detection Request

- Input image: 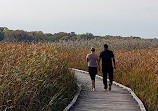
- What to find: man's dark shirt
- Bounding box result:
[99,50,114,71]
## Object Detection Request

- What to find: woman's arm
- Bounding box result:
[86,54,89,62]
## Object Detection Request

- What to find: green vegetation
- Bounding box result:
[1,27,158,50]
[0,27,96,42]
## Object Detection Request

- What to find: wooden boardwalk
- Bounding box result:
[70,69,142,111]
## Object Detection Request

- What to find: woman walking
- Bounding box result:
[86,48,99,91]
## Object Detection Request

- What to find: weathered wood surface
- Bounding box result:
[70,70,141,111]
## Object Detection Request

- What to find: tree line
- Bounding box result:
[0,27,97,42]
[0,27,156,43]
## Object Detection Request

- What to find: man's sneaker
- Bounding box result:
[108,84,111,90]
[104,86,107,90]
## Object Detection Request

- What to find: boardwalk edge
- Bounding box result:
[72,68,146,111]
[63,83,82,111]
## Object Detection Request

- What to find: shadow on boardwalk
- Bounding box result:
[70,70,141,111]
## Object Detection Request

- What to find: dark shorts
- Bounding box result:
[88,67,97,81]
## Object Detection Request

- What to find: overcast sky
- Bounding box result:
[0,0,158,38]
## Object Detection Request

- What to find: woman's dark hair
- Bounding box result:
[104,44,108,49]
[91,47,95,52]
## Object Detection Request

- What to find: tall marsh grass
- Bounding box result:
[63,47,158,111]
[115,49,158,111]
[1,41,158,111]
[0,42,77,111]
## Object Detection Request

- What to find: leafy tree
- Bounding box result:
[3,30,33,42]
[70,32,76,36]
[0,27,7,41]
[80,33,94,40]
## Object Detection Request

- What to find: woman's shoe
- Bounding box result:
[92,88,95,91]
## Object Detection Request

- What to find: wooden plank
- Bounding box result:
[70,70,142,111]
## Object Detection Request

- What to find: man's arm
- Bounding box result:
[98,57,101,67]
[112,57,116,69]
[98,52,102,67]
[98,52,102,71]
[111,51,116,69]
[97,57,101,71]
[95,55,100,67]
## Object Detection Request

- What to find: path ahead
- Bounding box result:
[70,69,143,111]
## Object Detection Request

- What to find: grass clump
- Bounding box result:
[0,42,78,111]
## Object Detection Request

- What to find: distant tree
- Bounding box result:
[3,29,33,42]
[0,27,5,41]
[28,31,47,42]
[72,35,82,40]
[70,32,76,36]
[80,33,94,40]
[3,29,13,42]
[61,36,70,41]
[51,32,69,41]
[13,30,33,42]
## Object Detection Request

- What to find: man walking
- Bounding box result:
[99,44,116,90]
